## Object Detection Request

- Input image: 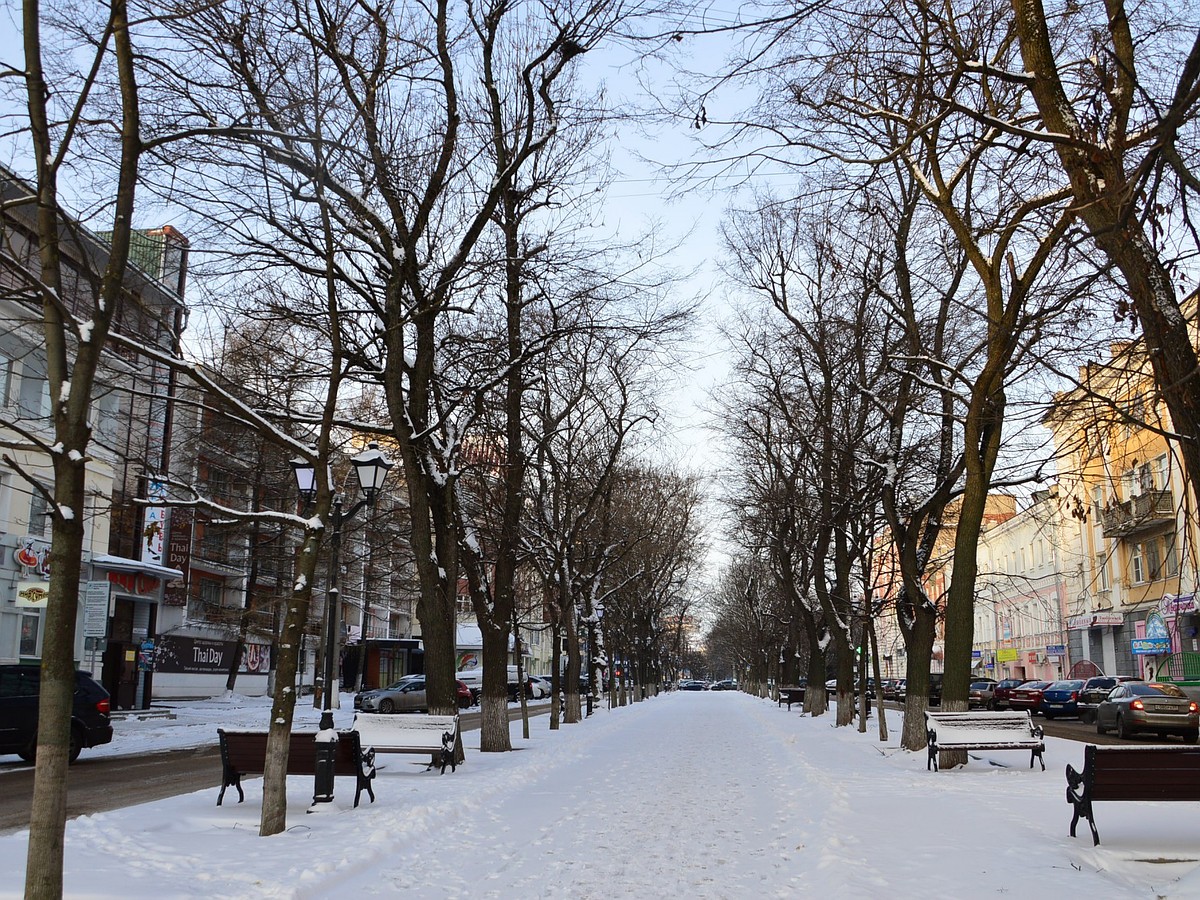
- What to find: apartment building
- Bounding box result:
[1045,335,1200,680]
[973,488,1085,682]
[0,169,187,711]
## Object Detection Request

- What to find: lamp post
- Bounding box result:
[292,441,393,808]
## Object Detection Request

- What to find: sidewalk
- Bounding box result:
[4,691,1197,898]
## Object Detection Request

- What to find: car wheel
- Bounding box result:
[1096,715,1108,735]
[1080,709,1095,725]
[987,699,997,711]
[16,731,81,764]
[1043,712,1055,720]
[1184,730,1199,745]
[1117,713,1133,740]
[379,698,395,713]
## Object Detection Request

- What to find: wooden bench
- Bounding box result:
[778,686,806,711]
[1066,744,1200,845]
[353,713,460,774]
[216,728,375,807]
[924,710,1045,772]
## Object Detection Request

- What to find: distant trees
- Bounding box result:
[703,0,1111,754]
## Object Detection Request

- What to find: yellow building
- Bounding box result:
[1045,334,1200,679]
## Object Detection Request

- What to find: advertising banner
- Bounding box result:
[155,635,270,674]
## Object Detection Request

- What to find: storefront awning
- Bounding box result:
[90,554,184,582]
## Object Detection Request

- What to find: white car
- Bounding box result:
[527,675,552,699]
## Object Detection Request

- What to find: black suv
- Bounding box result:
[0,665,113,764]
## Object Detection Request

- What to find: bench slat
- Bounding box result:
[924,710,1045,773]
[216,729,375,807]
[352,713,461,773]
[1066,745,1200,845]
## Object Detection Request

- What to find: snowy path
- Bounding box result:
[5,689,1200,898]
[344,693,824,899]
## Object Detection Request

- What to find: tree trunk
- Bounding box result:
[900,596,938,751]
[259,526,321,836]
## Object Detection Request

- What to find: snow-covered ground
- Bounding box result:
[2,690,1199,898]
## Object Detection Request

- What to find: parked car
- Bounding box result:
[968,679,1000,709]
[1096,682,1200,742]
[990,678,1027,710]
[527,675,553,699]
[1038,679,1087,719]
[1008,680,1052,714]
[0,665,113,764]
[884,678,907,701]
[679,680,707,691]
[711,679,738,691]
[1076,675,1142,724]
[356,677,427,713]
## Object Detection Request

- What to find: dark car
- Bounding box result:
[990,678,1027,710]
[711,679,738,691]
[927,673,944,706]
[1096,682,1199,742]
[1077,675,1142,724]
[0,665,113,764]
[679,680,707,691]
[884,678,907,701]
[1038,679,1086,719]
[1008,680,1052,714]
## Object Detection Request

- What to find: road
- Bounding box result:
[0,704,549,836]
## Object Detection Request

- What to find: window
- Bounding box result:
[1164,533,1179,577]
[19,614,40,656]
[188,577,223,621]
[0,352,11,406]
[1122,468,1136,500]
[1130,543,1145,584]
[1145,537,1162,579]
[1096,552,1109,592]
[1154,454,1170,492]
[1139,462,1154,493]
[1091,486,1104,521]
[28,486,50,537]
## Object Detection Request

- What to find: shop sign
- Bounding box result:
[141,480,167,565]
[163,510,191,607]
[107,570,160,596]
[1046,644,1066,657]
[1026,651,1039,664]
[1160,594,1197,616]
[1132,612,1172,656]
[997,648,1018,662]
[155,635,270,674]
[14,581,49,607]
[971,650,982,658]
[1067,612,1125,630]
[13,537,51,576]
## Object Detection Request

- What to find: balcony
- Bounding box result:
[1101,489,1175,539]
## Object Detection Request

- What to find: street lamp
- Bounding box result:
[292,441,394,808]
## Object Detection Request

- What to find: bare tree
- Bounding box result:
[1010,0,1200,515]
